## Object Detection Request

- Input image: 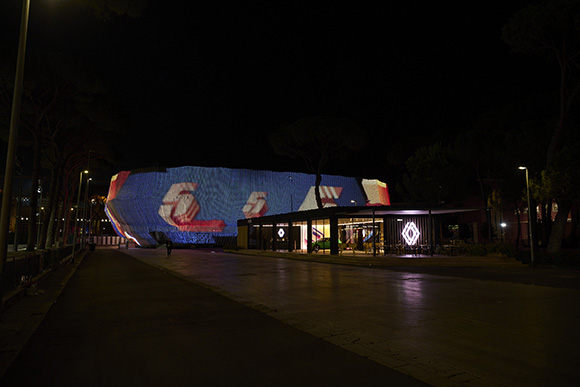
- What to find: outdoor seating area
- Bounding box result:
[333,243,433,257]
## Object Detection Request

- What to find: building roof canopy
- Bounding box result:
[238,205,483,225]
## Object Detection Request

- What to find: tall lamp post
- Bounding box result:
[81,177,92,246]
[72,170,88,263]
[0,0,31,320]
[519,166,534,264]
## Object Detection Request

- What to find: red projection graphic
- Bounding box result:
[242,192,268,218]
[107,171,131,201]
[362,179,391,206]
[158,183,225,232]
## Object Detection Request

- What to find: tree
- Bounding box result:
[502,0,580,252]
[543,142,580,253]
[269,116,367,209]
[0,51,124,249]
[74,0,149,19]
[502,0,580,165]
[398,142,468,205]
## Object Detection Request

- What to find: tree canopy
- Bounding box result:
[269,116,367,208]
[502,0,580,253]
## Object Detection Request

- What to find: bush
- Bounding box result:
[486,243,517,257]
[455,243,517,257]
[463,244,487,256]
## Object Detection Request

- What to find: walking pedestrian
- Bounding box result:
[166,239,173,256]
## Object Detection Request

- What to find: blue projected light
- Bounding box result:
[105,166,389,246]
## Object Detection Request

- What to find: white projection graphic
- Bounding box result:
[158,183,199,227]
[242,191,268,218]
[402,222,420,245]
[298,186,343,211]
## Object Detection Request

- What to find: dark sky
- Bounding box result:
[1,0,550,190]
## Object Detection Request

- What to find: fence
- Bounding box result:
[1,245,76,296]
[2,236,127,298]
[93,235,126,246]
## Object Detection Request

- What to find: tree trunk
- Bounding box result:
[39,167,59,248]
[546,199,553,245]
[570,204,579,249]
[530,198,538,249]
[546,201,572,254]
[514,200,521,251]
[61,190,74,246]
[53,200,64,247]
[26,138,40,251]
[315,172,323,209]
[44,204,57,249]
[45,167,63,248]
[53,169,66,247]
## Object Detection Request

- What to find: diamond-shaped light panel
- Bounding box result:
[277,228,285,238]
[402,222,420,245]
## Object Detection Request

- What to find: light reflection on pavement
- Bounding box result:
[121,247,580,387]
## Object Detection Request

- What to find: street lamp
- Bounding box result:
[519,166,534,264]
[82,177,92,245]
[0,0,31,320]
[71,170,88,263]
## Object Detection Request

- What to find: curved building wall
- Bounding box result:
[104,166,390,247]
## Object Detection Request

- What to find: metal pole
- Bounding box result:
[372,208,376,256]
[82,151,92,247]
[0,0,31,320]
[428,209,433,256]
[71,171,85,263]
[81,177,91,247]
[36,181,42,247]
[13,164,23,252]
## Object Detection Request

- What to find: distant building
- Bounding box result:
[104,166,390,247]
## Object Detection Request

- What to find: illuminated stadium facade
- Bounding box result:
[105,166,390,247]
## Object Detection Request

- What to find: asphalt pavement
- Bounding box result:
[0,248,427,387]
[230,249,580,290]
[2,246,579,386]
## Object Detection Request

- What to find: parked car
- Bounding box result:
[312,237,341,252]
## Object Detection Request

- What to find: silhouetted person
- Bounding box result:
[166,239,173,256]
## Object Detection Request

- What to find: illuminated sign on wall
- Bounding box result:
[402,222,420,245]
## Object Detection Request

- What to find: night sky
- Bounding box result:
[1,0,551,193]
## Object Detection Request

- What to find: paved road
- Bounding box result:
[123,247,580,386]
[0,248,425,387]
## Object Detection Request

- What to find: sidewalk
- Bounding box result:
[0,248,426,386]
[0,253,85,380]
